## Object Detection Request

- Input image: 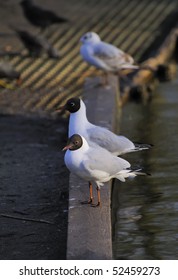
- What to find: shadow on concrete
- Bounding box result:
[0,114,69,259]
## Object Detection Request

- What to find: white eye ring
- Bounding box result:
[70,102,75,107]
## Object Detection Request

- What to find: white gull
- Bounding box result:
[63,134,148,207]
[80,32,138,79]
[60,97,152,156]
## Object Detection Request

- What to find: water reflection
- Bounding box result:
[112,78,178,259]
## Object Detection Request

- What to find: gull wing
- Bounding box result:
[93,41,134,69]
[81,147,131,181]
[87,126,135,155]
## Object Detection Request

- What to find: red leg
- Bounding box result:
[89,181,93,203]
[91,186,101,207]
[81,181,93,205]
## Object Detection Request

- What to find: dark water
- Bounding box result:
[112,78,178,260]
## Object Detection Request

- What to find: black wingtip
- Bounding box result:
[134,142,154,149]
[134,142,154,146]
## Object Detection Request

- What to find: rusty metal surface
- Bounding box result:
[0,0,178,116]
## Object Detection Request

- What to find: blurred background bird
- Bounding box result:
[12,28,60,58]
[80,32,138,72]
[20,0,69,31]
[80,31,139,85]
[80,32,155,85]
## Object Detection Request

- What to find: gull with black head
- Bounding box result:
[58,97,152,155]
[63,134,148,207]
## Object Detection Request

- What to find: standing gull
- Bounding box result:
[58,97,152,156]
[63,134,148,207]
[80,31,138,83]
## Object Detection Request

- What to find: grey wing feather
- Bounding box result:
[82,146,131,176]
[87,126,135,155]
[94,41,134,67]
[94,41,124,58]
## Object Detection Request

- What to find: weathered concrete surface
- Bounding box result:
[0,114,69,259]
[67,75,119,260]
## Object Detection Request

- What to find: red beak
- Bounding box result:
[62,143,73,151]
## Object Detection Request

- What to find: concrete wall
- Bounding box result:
[66,75,120,260]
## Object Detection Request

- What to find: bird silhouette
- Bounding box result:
[13,28,60,58]
[20,0,68,30]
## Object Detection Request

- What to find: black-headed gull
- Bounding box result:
[59,97,152,156]
[63,134,148,207]
[80,31,138,83]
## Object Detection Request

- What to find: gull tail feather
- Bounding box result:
[120,64,139,70]
[132,168,151,176]
[132,143,153,152]
[116,168,150,182]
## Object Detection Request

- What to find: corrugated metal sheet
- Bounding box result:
[0,0,177,115]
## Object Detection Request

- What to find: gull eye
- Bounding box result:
[73,140,79,147]
[70,102,75,107]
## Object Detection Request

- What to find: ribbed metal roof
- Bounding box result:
[0,0,177,115]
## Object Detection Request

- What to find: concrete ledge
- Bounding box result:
[66,75,119,260]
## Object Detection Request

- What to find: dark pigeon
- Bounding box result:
[20,0,68,30]
[13,29,43,57]
[13,28,60,58]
